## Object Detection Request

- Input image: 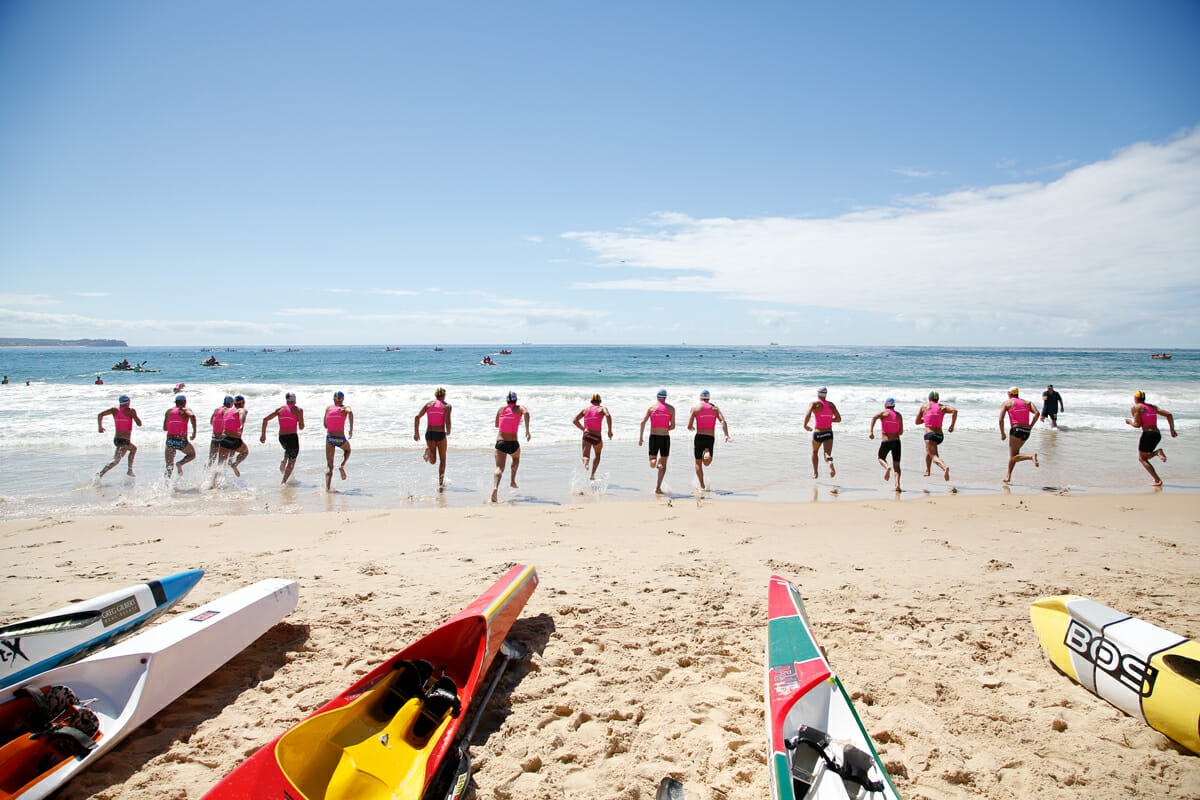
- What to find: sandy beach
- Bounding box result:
[2,493,1198,799]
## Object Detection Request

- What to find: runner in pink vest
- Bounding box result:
[999,387,1040,483]
[868,398,903,492]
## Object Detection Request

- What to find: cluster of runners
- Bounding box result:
[95,384,1180,498]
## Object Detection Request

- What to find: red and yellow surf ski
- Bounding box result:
[203,564,538,800]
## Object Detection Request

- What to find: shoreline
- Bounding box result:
[2,494,1198,799]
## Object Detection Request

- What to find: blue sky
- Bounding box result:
[1,2,1197,347]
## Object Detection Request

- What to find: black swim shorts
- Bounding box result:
[1010,427,1030,441]
[166,436,188,451]
[495,439,520,455]
[583,430,602,445]
[425,431,446,443]
[694,433,715,460]
[923,432,945,444]
[813,430,833,443]
[279,433,300,458]
[648,434,671,458]
[113,437,131,448]
[1138,429,1162,454]
[221,435,244,450]
[877,439,901,462]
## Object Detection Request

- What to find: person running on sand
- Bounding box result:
[916,391,957,481]
[868,398,903,491]
[803,387,842,478]
[638,389,676,495]
[261,392,305,484]
[97,395,141,479]
[414,387,452,489]
[208,396,233,466]
[163,394,198,477]
[217,395,250,477]
[573,393,612,480]
[999,387,1040,483]
[492,391,530,502]
[323,391,353,490]
[1125,390,1178,487]
[1042,385,1065,429]
[687,390,731,491]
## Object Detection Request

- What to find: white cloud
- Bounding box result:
[525,235,544,243]
[324,288,353,293]
[566,128,1200,340]
[369,288,418,297]
[892,167,933,178]
[73,292,109,297]
[274,307,346,316]
[0,294,60,305]
[0,308,296,339]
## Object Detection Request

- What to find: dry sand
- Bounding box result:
[2,493,1198,799]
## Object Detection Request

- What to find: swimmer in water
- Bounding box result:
[492,391,530,502]
[915,391,957,481]
[1125,390,1178,487]
[97,395,142,479]
[868,398,903,491]
[572,393,613,481]
[261,392,305,484]
[414,387,452,489]
[163,394,198,477]
[687,390,731,491]
[803,387,842,478]
[999,387,1040,483]
[208,396,233,466]
[324,391,353,490]
[638,389,676,495]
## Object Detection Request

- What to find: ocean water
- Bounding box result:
[0,345,1195,518]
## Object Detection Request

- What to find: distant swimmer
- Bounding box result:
[208,395,233,465]
[218,395,250,478]
[323,391,353,491]
[1125,390,1178,487]
[1000,387,1040,483]
[638,389,676,495]
[97,394,142,479]
[687,390,731,491]
[915,391,957,481]
[868,398,903,491]
[492,391,530,502]
[572,393,612,480]
[1042,384,1065,429]
[163,394,198,478]
[803,387,842,478]
[261,392,305,484]
[414,387,452,489]
[94,376,103,385]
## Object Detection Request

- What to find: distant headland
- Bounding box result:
[0,338,127,347]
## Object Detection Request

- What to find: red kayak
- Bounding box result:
[202,564,538,800]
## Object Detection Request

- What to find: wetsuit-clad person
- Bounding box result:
[572,394,612,480]
[1042,385,1065,429]
[208,396,233,465]
[868,398,903,491]
[803,387,842,479]
[97,395,142,479]
[261,392,305,484]
[915,391,957,481]
[638,389,676,495]
[323,391,353,490]
[492,391,530,502]
[163,394,198,477]
[218,395,250,477]
[1125,390,1178,487]
[414,388,452,489]
[1000,387,1040,483]
[687,390,731,491]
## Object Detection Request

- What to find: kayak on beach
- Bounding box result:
[0,578,298,800]
[766,575,901,799]
[1031,594,1200,753]
[202,564,538,800]
[0,569,204,691]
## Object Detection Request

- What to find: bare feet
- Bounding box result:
[944,467,950,482]
[230,463,240,477]
[827,459,836,478]
[1032,453,1039,468]
[509,477,518,489]
[883,467,891,481]
[339,466,348,480]
[1158,450,1168,463]
[1003,475,1012,484]
[1152,479,1163,487]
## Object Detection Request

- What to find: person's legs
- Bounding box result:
[325,443,336,490]
[338,443,351,480]
[436,439,447,487]
[822,438,835,478]
[177,443,196,473]
[656,457,668,494]
[810,439,821,478]
[491,450,506,502]
[590,440,603,480]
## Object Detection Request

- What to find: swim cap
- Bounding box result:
[591,393,601,404]
[435,387,446,398]
[700,390,710,399]
[334,391,344,402]
[885,398,895,407]
[1134,390,1146,401]
[817,387,828,395]
[928,391,939,401]
[175,394,186,405]
[223,395,234,405]
[657,389,667,399]
[285,392,296,402]
[234,395,245,405]
[118,395,130,405]
[507,391,518,403]
[1008,387,1019,396]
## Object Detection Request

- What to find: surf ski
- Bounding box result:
[766,575,901,799]
[1031,594,1200,753]
[0,570,204,691]
[203,563,538,800]
[0,578,298,800]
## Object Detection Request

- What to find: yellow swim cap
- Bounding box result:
[1134,390,1145,401]
[591,393,602,404]
[1008,387,1019,396]
[435,387,446,397]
